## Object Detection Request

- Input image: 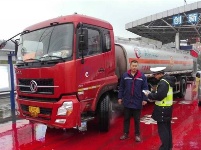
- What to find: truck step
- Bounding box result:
[81,116,95,122]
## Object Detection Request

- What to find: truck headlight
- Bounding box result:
[57,101,73,116]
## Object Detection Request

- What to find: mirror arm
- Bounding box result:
[0,30,28,50]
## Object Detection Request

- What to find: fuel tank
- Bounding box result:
[115,42,194,79]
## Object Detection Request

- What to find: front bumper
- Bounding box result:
[16,95,81,129]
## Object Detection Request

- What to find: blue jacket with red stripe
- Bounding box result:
[118,70,148,109]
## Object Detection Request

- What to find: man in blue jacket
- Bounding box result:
[118,60,148,142]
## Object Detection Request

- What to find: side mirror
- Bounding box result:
[0,41,7,49]
[103,31,111,52]
[78,28,88,51]
[78,27,88,64]
[14,39,19,57]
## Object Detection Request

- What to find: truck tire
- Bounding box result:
[98,94,111,132]
[178,78,186,98]
[198,101,201,106]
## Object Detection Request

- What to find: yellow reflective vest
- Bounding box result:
[155,79,173,106]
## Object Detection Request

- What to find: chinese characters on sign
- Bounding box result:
[173,13,199,25]
[187,13,198,23]
[173,15,182,26]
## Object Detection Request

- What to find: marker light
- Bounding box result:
[55,119,66,124]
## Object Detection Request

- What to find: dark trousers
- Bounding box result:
[123,107,141,135]
[157,121,172,150]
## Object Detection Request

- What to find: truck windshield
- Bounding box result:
[17,23,73,63]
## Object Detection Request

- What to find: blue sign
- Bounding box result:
[173,15,182,26]
[188,13,198,23]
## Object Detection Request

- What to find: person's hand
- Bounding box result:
[142,100,147,106]
[148,99,155,102]
[143,90,151,96]
[152,86,157,92]
[118,99,122,105]
[144,92,149,96]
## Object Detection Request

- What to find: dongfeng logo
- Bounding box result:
[30,80,38,93]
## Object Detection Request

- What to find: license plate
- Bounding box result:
[29,106,40,117]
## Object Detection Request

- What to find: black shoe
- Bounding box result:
[120,133,129,140]
[135,135,141,142]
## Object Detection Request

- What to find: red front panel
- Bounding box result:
[15,61,81,128]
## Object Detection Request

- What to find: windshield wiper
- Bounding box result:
[16,58,41,66]
[40,55,65,62]
[16,60,25,63]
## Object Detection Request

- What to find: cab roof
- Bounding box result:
[24,14,113,31]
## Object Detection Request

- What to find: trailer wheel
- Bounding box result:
[178,78,186,98]
[98,94,111,132]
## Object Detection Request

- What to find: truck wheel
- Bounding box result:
[199,101,201,106]
[98,94,111,132]
[198,82,201,106]
[178,78,186,98]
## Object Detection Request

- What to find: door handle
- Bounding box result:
[98,68,105,72]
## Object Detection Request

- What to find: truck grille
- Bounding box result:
[18,79,54,94]
[19,95,59,102]
[20,104,52,120]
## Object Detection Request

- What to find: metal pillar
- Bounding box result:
[175,32,180,50]
[8,52,16,121]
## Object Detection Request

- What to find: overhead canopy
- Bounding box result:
[126,1,201,44]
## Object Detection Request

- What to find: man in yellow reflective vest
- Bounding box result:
[144,67,176,150]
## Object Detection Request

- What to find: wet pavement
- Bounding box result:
[0,94,17,121]
[0,83,201,150]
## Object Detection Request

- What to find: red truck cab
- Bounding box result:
[15,14,118,131]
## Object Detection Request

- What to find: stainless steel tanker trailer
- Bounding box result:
[115,41,197,98]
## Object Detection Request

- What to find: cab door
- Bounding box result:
[75,26,105,102]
